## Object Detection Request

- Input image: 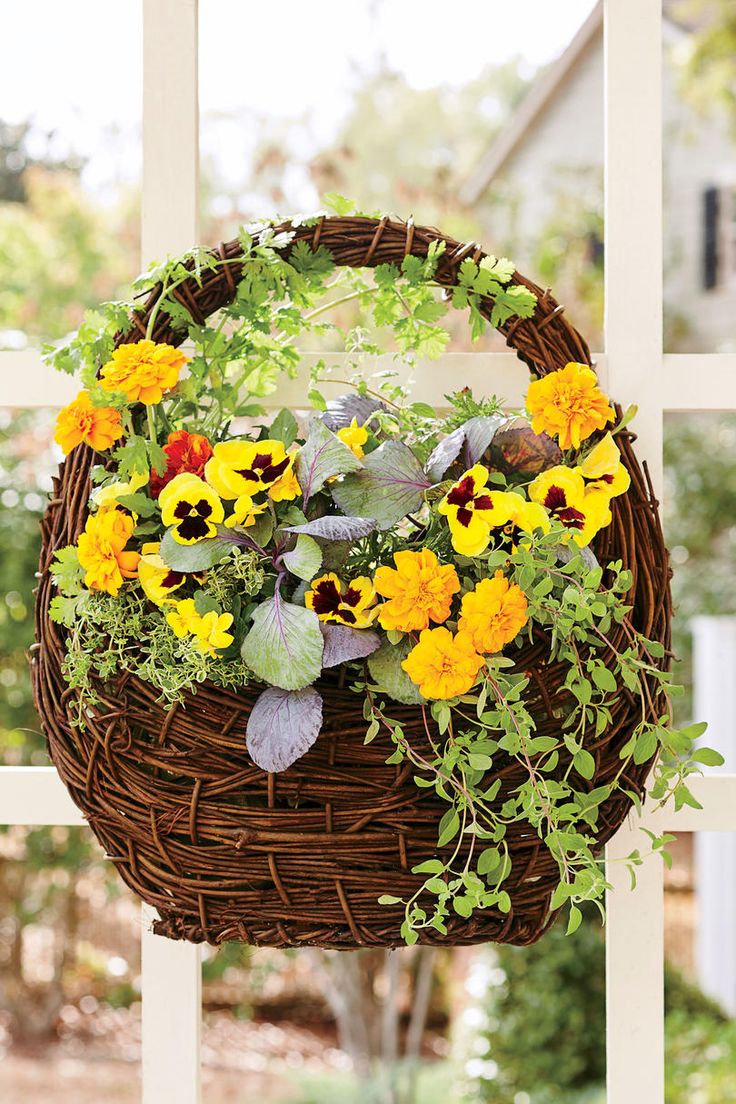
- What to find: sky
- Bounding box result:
[4,0,598,199]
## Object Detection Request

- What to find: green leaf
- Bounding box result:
[437,808,460,847]
[241,596,323,691]
[378,894,402,905]
[566,905,583,935]
[477,848,501,876]
[367,639,425,705]
[117,493,157,518]
[331,440,431,529]
[159,530,233,572]
[590,665,618,693]
[691,747,724,767]
[268,408,299,448]
[633,727,659,765]
[573,749,596,780]
[295,418,362,503]
[282,535,322,581]
[412,860,445,875]
[50,545,85,596]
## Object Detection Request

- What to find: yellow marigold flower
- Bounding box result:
[54,391,124,455]
[165,598,234,656]
[305,572,378,629]
[528,466,608,547]
[337,418,369,459]
[99,340,187,405]
[526,362,614,450]
[268,452,302,502]
[577,432,631,498]
[159,473,224,544]
[457,571,529,655]
[374,549,460,632]
[205,439,291,501]
[77,509,140,596]
[137,542,186,606]
[438,465,518,557]
[402,627,485,700]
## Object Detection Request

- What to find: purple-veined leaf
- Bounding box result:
[488,417,562,476]
[281,534,323,581]
[367,639,425,705]
[322,393,388,431]
[331,440,431,529]
[283,515,377,541]
[241,595,323,690]
[295,418,362,504]
[424,415,506,481]
[246,687,323,772]
[320,623,381,668]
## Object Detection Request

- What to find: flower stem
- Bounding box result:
[146,404,158,445]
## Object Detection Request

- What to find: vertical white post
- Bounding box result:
[141,3,201,1103]
[692,616,736,1014]
[604,2,665,1102]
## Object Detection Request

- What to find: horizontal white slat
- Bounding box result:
[4,348,736,414]
[1,763,734,831]
[0,766,86,826]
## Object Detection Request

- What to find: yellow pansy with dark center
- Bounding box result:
[305,572,378,629]
[137,542,188,606]
[438,464,515,557]
[205,440,290,502]
[159,473,224,545]
[528,466,608,547]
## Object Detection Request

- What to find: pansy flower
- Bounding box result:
[438,465,517,557]
[149,430,214,498]
[159,473,224,544]
[92,470,149,512]
[336,418,369,459]
[305,572,378,628]
[205,439,291,500]
[137,542,187,606]
[577,433,631,498]
[490,496,550,552]
[165,598,234,656]
[268,451,302,502]
[528,466,608,547]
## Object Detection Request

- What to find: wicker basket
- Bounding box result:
[32,216,671,948]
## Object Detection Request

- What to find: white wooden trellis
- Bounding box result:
[2,1,736,1100]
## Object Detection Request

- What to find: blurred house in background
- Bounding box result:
[462,1,736,353]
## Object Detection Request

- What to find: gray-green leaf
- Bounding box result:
[295,418,362,504]
[159,530,232,572]
[331,440,431,529]
[241,596,324,690]
[368,638,425,705]
[282,535,323,581]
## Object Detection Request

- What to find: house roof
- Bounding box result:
[460,2,603,206]
[460,1,687,207]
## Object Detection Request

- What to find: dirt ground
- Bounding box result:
[0,1007,350,1104]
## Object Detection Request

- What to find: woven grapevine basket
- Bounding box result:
[32,216,671,948]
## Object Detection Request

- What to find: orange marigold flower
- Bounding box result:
[77,509,140,596]
[99,340,188,405]
[374,549,460,632]
[305,572,378,629]
[402,627,485,700]
[457,571,529,655]
[526,363,614,450]
[149,430,214,498]
[54,391,124,455]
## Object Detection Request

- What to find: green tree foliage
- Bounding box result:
[473,909,734,1104]
[674,0,736,130]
